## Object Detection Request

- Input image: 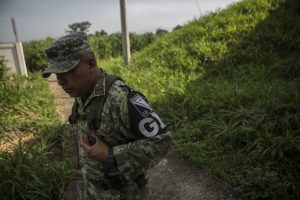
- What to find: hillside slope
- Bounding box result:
[104,0,300,199]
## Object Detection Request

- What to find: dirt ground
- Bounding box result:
[48,75,242,200]
[48,75,74,123]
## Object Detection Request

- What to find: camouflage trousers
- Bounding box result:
[62,173,149,200]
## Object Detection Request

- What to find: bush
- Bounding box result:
[90,31,158,61]
[23,37,54,72]
[0,56,7,80]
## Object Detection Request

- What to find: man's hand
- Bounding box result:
[80,135,109,161]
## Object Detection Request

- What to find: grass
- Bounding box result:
[1,0,299,199]
[0,73,76,200]
[101,0,300,199]
[0,125,75,200]
[0,74,58,133]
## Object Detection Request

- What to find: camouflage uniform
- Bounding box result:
[42,32,171,200]
[74,72,170,200]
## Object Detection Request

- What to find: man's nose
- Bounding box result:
[56,74,67,86]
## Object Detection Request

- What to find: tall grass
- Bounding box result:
[0,74,58,133]
[0,125,75,200]
[103,0,300,199]
[0,73,75,200]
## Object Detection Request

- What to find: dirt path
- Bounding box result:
[48,75,74,123]
[48,76,241,200]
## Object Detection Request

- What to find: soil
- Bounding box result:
[48,74,74,123]
[47,75,242,200]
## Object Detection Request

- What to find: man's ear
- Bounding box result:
[88,57,97,72]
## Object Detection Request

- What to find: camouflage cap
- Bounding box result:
[42,32,93,78]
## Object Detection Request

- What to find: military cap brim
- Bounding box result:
[42,59,80,78]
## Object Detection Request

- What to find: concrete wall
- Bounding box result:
[0,42,28,76]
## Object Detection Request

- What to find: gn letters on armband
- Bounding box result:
[127,91,167,138]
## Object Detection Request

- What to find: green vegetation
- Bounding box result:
[0,56,8,79]
[22,33,152,73]
[89,31,157,60]
[0,73,75,200]
[23,30,162,72]
[23,37,54,72]
[0,74,58,133]
[0,125,75,200]
[2,0,299,199]
[102,0,300,199]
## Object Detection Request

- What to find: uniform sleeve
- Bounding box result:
[111,85,172,182]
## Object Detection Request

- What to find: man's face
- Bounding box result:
[56,58,95,97]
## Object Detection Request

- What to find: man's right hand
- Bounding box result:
[80,135,109,161]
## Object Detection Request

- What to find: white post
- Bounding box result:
[15,42,28,77]
[120,0,131,64]
[11,17,28,76]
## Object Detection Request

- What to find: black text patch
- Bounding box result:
[128,92,166,138]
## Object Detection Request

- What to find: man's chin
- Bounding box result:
[68,94,76,97]
[65,91,79,97]
[63,88,79,97]
[69,93,80,97]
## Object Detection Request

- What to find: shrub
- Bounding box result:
[0,56,7,80]
[23,37,54,72]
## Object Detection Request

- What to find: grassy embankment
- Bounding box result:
[0,58,75,199]
[102,0,300,199]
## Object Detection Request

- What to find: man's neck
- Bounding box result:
[82,68,102,99]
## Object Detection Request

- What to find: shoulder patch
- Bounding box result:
[127,92,166,138]
[129,94,152,117]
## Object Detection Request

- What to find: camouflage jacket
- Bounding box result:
[71,71,171,197]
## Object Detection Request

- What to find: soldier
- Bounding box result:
[42,32,171,200]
